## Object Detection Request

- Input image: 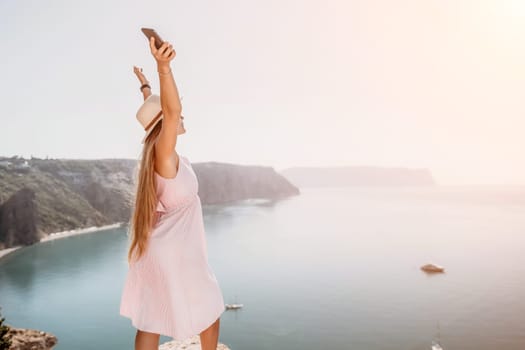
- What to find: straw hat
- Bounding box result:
[136,94,163,144]
[136,94,185,144]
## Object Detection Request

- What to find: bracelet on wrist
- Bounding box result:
[140,83,151,91]
[158,68,172,75]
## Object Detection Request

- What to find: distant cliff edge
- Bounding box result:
[279,165,437,188]
[0,156,299,250]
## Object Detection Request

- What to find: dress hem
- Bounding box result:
[120,303,226,341]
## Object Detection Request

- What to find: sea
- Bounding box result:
[1,185,524,350]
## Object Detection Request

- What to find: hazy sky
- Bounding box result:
[1,0,523,185]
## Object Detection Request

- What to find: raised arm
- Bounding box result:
[148,36,183,162]
[133,66,152,101]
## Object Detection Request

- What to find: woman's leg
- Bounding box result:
[135,329,160,350]
[199,317,220,350]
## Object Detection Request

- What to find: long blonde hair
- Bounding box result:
[127,120,163,265]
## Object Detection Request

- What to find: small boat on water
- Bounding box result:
[431,320,444,349]
[431,340,443,350]
[226,294,243,310]
[421,263,445,273]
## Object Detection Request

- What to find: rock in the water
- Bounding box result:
[4,325,58,350]
[159,335,230,350]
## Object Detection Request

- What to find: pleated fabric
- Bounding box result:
[119,155,225,340]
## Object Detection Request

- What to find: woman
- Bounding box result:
[119,36,225,350]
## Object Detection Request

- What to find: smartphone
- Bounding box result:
[141,27,164,50]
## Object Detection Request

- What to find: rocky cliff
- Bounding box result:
[193,161,299,204]
[280,165,437,187]
[0,156,299,250]
[3,325,58,350]
[3,324,230,350]
[0,188,40,248]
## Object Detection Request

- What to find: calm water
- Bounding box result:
[1,185,525,350]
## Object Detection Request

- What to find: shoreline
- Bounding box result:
[0,222,127,261]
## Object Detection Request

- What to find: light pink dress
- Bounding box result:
[119,154,225,340]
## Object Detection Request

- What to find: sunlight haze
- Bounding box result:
[1,0,523,185]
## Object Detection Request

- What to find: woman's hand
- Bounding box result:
[133,66,143,75]
[149,37,176,67]
[133,65,149,85]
